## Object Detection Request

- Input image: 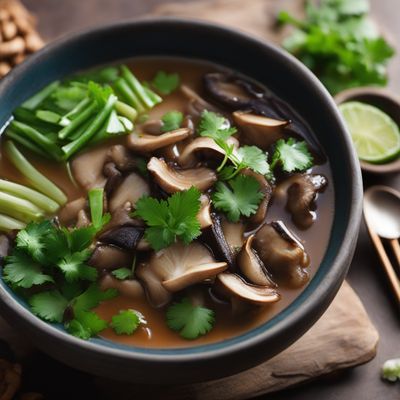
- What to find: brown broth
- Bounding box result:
[0,57,334,348]
[95,58,334,348]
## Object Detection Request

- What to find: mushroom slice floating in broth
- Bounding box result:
[100,274,144,299]
[254,221,310,288]
[275,174,327,229]
[215,272,280,305]
[136,242,227,308]
[200,214,236,270]
[89,244,134,271]
[233,111,289,150]
[147,157,217,194]
[237,235,276,287]
[197,195,213,229]
[181,85,218,120]
[109,172,150,212]
[99,226,144,251]
[178,136,239,168]
[127,128,191,153]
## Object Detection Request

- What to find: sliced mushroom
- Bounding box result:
[58,197,86,225]
[276,174,327,229]
[127,128,190,153]
[203,73,259,109]
[100,274,144,298]
[215,273,280,305]
[104,202,142,231]
[178,136,239,168]
[197,195,213,229]
[140,119,164,135]
[181,85,217,120]
[107,144,136,172]
[89,245,134,270]
[109,172,150,212]
[237,235,276,287]
[147,157,217,194]
[136,241,227,307]
[241,169,272,225]
[0,235,10,266]
[103,162,123,196]
[99,226,144,251]
[71,146,109,190]
[254,221,310,288]
[200,214,236,269]
[221,219,245,253]
[233,111,289,150]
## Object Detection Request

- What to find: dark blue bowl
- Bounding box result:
[0,18,362,384]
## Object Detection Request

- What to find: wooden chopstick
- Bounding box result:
[365,220,400,304]
[390,239,400,267]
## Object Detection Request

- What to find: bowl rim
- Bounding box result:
[0,17,363,364]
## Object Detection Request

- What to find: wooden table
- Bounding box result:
[20,1,400,399]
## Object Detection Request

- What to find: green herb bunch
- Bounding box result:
[278,0,395,94]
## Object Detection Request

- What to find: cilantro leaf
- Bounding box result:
[3,251,54,288]
[29,290,68,323]
[111,268,132,280]
[15,220,53,262]
[161,111,183,132]
[73,283,118,313]
[110,309,141,335]
[134,187,202,251]
[64,226,97,253]
[271,138,313,172]
[166,298,215,340]
[57,250,97,282]
[212,175,263,222]
[152,71,180,95]
[67,310,108,339]
[236,146,271,176]
[198,110,236,141]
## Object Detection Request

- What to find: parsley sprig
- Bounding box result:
[166,298,215,340]
[134,187,202,251]
[198,111,271,179]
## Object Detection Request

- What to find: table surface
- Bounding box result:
[20,0,400,399]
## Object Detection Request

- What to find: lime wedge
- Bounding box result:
[339,101,400,164]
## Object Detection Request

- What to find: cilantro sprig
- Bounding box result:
[212,175,264,222]
[198,111,271,179]
[134,187,202,251]
[278,0,395,94]
[2,188,125,341]
[271,138,313,172]
[166,298,215,340]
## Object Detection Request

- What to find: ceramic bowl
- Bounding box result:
[0,19,362,384]
[335,87,400,174]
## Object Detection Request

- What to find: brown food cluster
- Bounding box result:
[0,0,44,78]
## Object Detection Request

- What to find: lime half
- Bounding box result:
[339,101,400,164]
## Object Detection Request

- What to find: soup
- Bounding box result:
[0,58,333,347]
